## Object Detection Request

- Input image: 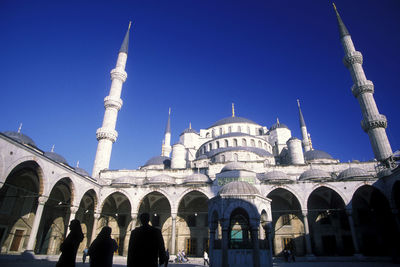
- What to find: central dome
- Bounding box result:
[209,116,259,128]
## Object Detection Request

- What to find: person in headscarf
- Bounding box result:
[88,226,118,267]
[56,219,84,267]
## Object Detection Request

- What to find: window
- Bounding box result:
[209,143,212,151]
[206,133,210,138]
[212,129,215,137]
[258,141,262,148]
[186,238,197,256]
[228,126,232,133]
[242,139,247,146]
[219,128,223,135]
[233,153,238,162]
[233,139,238,147]
[281,214,291,226]
[10,229,24,252]
[216,141,220,148]
[225,140,229,147]
[251,139,255,147]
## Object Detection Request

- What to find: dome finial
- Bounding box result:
[232,103,235,117]
[276,117,280,125]
[76,160,80,168]
[189,122,192,129]
[51,144,55,152]
[17,123,22,133]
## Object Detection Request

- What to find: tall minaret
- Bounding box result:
[297,99,311,152]
[161,108,172,157]
[333,4,393,166]
[92,22,132,177]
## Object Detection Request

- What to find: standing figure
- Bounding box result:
[88,226,118,267]
[203,250,209,266]
[82,247,88,263]
[127,213,166,267]
[56,219,84,267]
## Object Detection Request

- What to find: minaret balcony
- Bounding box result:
[104,96,123,110]
[351,80,374,97]
[361,114,387,132]
[96,127,118,142]
[343,51,363,68]
[110,68,127,82]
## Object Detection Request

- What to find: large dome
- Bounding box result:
[209,116,259,128]
[219,181,260,195]
[3,131,36,147]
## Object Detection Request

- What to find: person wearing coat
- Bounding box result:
[56,219,84,267]
[88,226,118,267]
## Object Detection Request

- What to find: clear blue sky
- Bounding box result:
[1,0,399,174]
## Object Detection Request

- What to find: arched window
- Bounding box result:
[212,129,215,138]
[221,155,226,162]
[216,141,220,148]
[225,139,229,147]
[264,143,268,150]
[251,139,255,147]
[242,139,247,146]
[228,126,232,133]
[219,128,223,135]
[209,143,212,151]
[233,139,238,147]
[237,126,241,132]
[206,132,210,138]
[258,141,262,147]
[229,208,250,249]
[233,153,238,162]
[259,129,263,135]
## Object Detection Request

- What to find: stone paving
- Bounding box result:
[0,255,398,267]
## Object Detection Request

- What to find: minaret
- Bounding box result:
[92,22,131,177]
[297,99,311,152]
[333,4,393,166]
[161,108,172,157]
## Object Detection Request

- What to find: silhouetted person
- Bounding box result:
[88,226,118,267]
[82,247,88,263]
[56,219,84,267]
[127,213,166,267]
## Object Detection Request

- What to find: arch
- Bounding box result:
[100,189,133,213]
[223,201,260,222]
[176,189,211,210]
[251,139,255,147]
[49,175,76,207]
[266,186,304,211]
[225,139,229,147]
[242,138,247,146]
[206,132,210,138]
[216,141,220,149]
[307,184,348,207]
[258,141,262,148]
[233,139,238,147]
[219,128,223,135]
[3,157,45,195]
[212,129,216,138]
[76,189,98,250]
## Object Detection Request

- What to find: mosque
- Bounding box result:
[0,5,399,267]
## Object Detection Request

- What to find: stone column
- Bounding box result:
[221,226,229,267]
[26,196,47,252]
[171,213,177,255]
[346,209,360,255]
[251,226,260,267]
[90,214,100,244]
[302,211,313,256]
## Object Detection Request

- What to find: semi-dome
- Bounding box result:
[3,131,36,147]
[144,174,175,185]
[219,181,260,195]
[299,168,331,181]
[111,176,136,186]
[304,150,333,161]
[74,167,90,176]
[221,162,250,172]
[183,173,210,184]
[180,128,199,135]
[209,116,259,128]
[44,151,68,165]
[269,123,289,131]
[143,156,171,167]
[337,167,370,180]
[260,171,290,182]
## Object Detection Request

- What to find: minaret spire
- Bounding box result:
[161,108,172,157]
[333,5,394,167]
[92,22,131,177]
[297,99,311,152]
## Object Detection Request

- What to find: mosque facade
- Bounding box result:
[0,5,399,266]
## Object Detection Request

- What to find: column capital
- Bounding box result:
[38,196,48,205]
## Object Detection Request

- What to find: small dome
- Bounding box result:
[299,168,331,181]
[304,150,333,161]
[260,171,290,182]
[74,167,90,176]
[183,173,210,184]
[219,181,260,195]
[180,128,199,135]
[44,151,68,165]
[221,162,250,172]
[338,167,370,180]
[269,123,289,131]
[144,174,175,185]
[287,136,300,142]
[111,176,136,186]
[3,131,36,147]
[210,116,259,128]
[143,156,171,167]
